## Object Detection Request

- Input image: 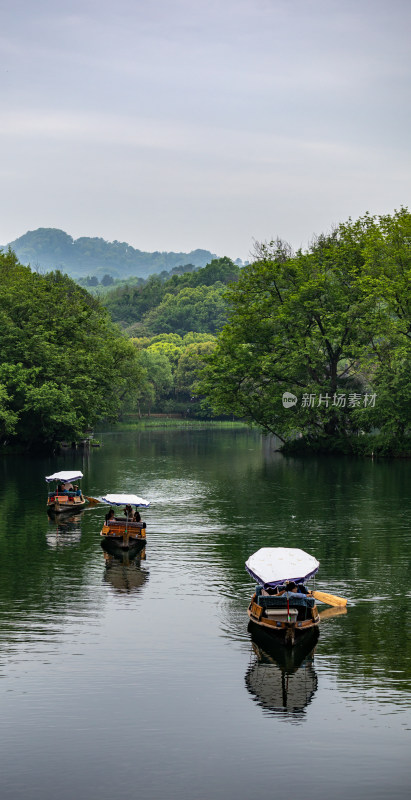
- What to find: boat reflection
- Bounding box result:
[245,623,319,720]
[101,541,149,594]
[46,514,83,547]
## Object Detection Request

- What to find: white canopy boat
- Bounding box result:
[45,470,87,515]
[100,493,149,550]
[245,547,321,646]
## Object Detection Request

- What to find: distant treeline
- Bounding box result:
[4,227,223,280]
[76,261,204,293]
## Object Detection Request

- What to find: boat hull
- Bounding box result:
[47,495,87,515]
[100,520,147,551]
[247,595,320,647]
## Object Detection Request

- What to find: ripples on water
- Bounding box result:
[0,430,410,800]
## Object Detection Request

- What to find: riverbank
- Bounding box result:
[281,433,411,458]
[99,417,248,431]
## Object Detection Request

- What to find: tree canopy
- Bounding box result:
[197,210,411,454]
[129,332,216,417]
[0,249,142,449]
[103,256,240,334]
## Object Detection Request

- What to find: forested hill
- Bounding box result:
[3,228,218,280]
[103,256,240,336]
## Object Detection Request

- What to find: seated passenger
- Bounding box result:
[133,510,141,522]
[105,508,115,523]
[286,581,309,594]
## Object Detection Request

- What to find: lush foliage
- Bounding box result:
[130,333,216,416]
[198,210,411,453]
[0,249,142,449]
[103,256,240,334]
[77,262,201,296]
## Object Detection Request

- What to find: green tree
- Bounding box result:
[143,285,227,336]
[135,349,173,415]
[102,257,239,329]
[198,216,410,449]
[357,208,411,442]
[0,250,143,449]
[176,341,216,398]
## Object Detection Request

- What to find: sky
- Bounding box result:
[0,0,410,261]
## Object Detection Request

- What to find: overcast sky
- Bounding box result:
[0,0,410,260]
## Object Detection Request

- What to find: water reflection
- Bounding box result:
[245,624,319,721]
[102,542,149,594]
[318,605,347,622]
[46,514,83,548]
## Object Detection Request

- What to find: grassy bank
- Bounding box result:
[98,417,249,432]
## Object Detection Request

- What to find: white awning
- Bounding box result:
[102,493,150,508]
[245,547,319,587]
[45,471,83,483]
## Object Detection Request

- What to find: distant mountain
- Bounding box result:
[3,228,218,279]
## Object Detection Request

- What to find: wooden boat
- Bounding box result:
[46,470,88,515]
[246,547,321,647]
[100,493,149,550]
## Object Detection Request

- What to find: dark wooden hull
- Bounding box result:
[47,496,87,515]
[100,521,147,551]
[247,596,320,647]
[101,538,146,560]
[248,620,319,666]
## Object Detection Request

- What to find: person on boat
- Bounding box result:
[63,482,74,492]
[124,504,133,519]
[286,581,310,594]
[133,510,141,522]
[105,508,115,523]
[265,582,308,596]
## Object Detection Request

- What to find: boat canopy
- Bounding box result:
[102,493,150,508]
[245,547,319,588]
[45,471,83,483]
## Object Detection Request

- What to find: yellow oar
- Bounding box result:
[84,495,101,505]
[312,590,347,607]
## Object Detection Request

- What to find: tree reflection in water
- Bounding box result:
[245,624,319,721]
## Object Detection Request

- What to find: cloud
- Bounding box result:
[0,0,410,256]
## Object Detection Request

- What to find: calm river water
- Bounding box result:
[0,428,410,800]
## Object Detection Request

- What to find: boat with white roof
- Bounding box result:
[46,471,87,515]
[100,493,149,550]
[246,547,321,646]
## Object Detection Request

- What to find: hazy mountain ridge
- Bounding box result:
[3,228,218,279]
